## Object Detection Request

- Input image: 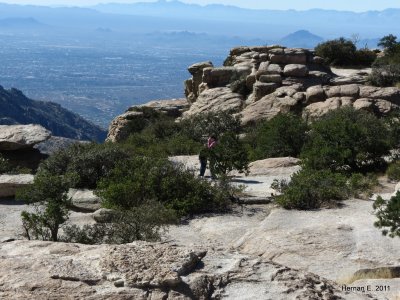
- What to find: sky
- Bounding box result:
[1,0,400,11]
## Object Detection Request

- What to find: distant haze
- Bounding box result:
[1,0,400,11]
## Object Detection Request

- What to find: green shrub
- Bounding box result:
[61,201,177,244]
[274,168,349,210]
[208,132,249,176]
[369,64,400,87]
[17,172,71,242]
[0,154,12,174]
[96,156,232,217]
[180,111,242,142]
[373,191,400,238]
[38,143,131,189]
[315,38,357,66]
[245,114,308,161]
[387,161,400,181]
[301,107,390,172]
[315,38,376,67]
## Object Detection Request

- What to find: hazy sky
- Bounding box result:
[1,0,400,11]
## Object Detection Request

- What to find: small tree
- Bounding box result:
[373,191,400,238]
[17,172,71,242]
[209,132,249,176]
[315,38,357,66]
[378,34,399,53]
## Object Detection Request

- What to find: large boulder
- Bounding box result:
[202,66,242,88]
[185,61,214,103]
[136,98,189,117]
[106,111,143,143]
[0,174,34,198]
[68,189,101,212]
[241,86,303,125]
[283,64,309,77]
[0,125,51,151]
[359,86,400,104]
[305,85,326,104]
[182,87,243,118]
[253,82,278,101]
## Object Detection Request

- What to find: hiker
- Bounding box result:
[199,135,217,177]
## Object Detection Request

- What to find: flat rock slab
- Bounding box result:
[0,240,206,299]
[0,174,34,198]
[233,199,400,286]
[0,124,51,150]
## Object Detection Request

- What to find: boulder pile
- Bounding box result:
[182,45,400,125]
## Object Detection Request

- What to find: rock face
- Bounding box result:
[179,45,400,126]
[68,189,102,212]
[182,87,244,118]
[0,124,51,150]
[0,240,370,300]
[106,98,189,143]
[0,174,34,198]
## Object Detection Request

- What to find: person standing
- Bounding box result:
[199,135,217,177]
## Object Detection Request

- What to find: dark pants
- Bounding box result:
[199,158,207,176]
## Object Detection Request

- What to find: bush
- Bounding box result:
[301,107,391,172]
[61,201,177,244]
[315,38,376,67]
[96,156,232,217]
[0,154,12,174]
[387,161,400,181]
[17,172,71,242]
[273,168,349,210]
[369,64,400,87]
[315,38,356,66]
[38,143,131,189]
[374,191,400,238]
[208,132,249,176]
[245,114,308,161]
[180,111,242,142]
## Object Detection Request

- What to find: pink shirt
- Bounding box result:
[207,137,216,149]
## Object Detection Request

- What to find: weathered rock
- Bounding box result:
[303,97,342,121]
[253,82,277,100]
[305,85,326,103]
[186,61,214,103]
[68,189,101,212]
[353,98,398,115]
[92,208,116,223]
[230,46,251,56]
[266,63,282,75]
[313,56,324,64]
[202,66,240,88]
[259,74,282,84]
[283,64,309,77]
[0,174,33,198]
[359,86,400,104]
[182,87,243,118]
[34,136,88,156]
[136,98,189,117]
[241,90,300,125]
[106,111,143,143]
[0,240,207,299]
[0,125,51,151]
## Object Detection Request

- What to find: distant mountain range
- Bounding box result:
[279,30,324,49]
[0,1,398,39]
[0,17,45,28]
[0,86,106,142]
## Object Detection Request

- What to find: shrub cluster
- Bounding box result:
[245,114,308,161]
[315,38,376,67]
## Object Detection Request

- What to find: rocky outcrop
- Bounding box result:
[0,240,371,300]
[182,87,244,118]
[179,45,400,126]
[0,174,33,198]
[106,98,189,142]
[0,124,51,151]
[68,189,101,212]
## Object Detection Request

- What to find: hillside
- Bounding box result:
[0,86,106,142]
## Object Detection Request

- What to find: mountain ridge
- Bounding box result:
[0,86,106,142]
